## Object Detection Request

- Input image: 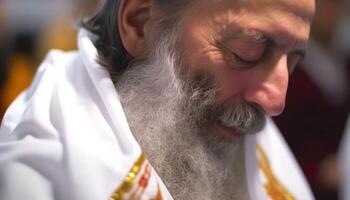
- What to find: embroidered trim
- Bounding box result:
[150,185,164,200]
[128,163,152,199]
[257,144,295,200]
[110,154,146,200]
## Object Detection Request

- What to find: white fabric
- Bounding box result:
[340,114,350,200]
[0,29,314,200]
[245,118,315,200]
[0,29,143,200]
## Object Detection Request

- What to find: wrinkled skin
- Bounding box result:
[177,0,315,138]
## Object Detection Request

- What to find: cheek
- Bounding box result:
[178,20,250,103]
[193,52,250,103]
[180,39,249,102]
[211,62,249,102]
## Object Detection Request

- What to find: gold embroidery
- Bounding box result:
[128,164,152,200]
[150,184,164,200]
[257,145,295,200]
[110,154,146,200]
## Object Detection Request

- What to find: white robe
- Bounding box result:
[340,114,350,200]
[0,29,314,200]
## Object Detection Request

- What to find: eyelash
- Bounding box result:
[215,40,262,70]
[227,52,259,68]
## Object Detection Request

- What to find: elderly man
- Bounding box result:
[0,0,315,199]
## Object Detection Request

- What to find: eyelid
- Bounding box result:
[225,49,259,70]
[249,32,268,43]
[214,40,260,68]
[230,52,259,64]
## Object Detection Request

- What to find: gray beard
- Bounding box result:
[113,24,264,199]
[115,62,250,200]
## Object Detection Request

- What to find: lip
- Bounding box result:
[212,121,242,142]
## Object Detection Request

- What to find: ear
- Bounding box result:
[118,0,152,57]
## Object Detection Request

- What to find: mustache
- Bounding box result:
[181,69,267,135]
[215,102,266,134]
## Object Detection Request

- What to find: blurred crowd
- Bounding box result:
[0,0,349,199]
[274,0,350,199]
[0,0,101,120]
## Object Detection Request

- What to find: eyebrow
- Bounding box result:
[219,27,269,44]
[218,26,307,58]
[277,1,315,23]
[262,34,307,61]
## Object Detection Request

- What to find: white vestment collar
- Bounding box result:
[78,29,173,199]
[245,118,315,200]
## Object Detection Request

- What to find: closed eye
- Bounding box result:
[227,51,259,68]
[215,40,263,70]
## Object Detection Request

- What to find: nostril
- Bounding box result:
[267,99,286,116]
[244,89,287,117]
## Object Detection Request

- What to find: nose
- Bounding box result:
[243,54,289,116]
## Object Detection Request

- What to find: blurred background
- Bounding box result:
[0,0,349,199]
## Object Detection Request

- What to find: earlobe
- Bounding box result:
[118,0,151,57]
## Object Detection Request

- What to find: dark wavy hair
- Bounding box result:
[83,0,189,75]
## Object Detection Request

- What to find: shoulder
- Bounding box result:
[0,47,139,200]
[0,50,86,200]
[0,50,82,135]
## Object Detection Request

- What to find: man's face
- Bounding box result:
[175,0,315,138]
[118,0,315,198]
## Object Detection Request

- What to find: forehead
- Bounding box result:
[187,0,315,45]
[242,0,315,21]
[198,0,315,17]
[194,0,315,23]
